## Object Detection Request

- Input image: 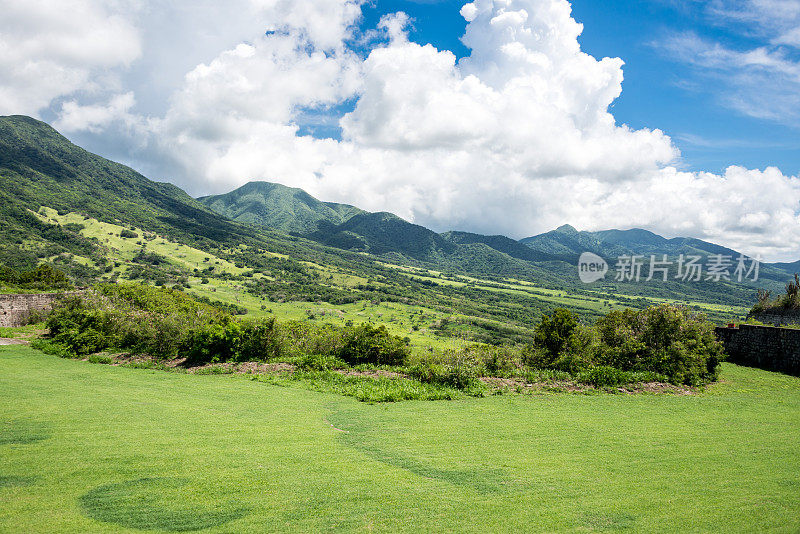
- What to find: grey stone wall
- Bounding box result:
[748,310,800,327]
[0,292,69,327]
[715,324,800,376]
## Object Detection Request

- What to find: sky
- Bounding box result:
[0,0,799,261]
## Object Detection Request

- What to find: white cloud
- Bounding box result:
[55,93,137,133]
[1,0,799,261]
[0,0,142,115]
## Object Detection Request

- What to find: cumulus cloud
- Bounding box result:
[0,0,142,115]
[55,93,137,133]
[1,0,798,260]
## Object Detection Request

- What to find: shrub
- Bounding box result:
[578,366,630,387]
[45,295,116,355]
[119,229,138,238]
[338,324,409,366]
[182,318,283,365]
[593,304,723,386]
[30,339,75,358]
[236,318,283,361]
[524,309,593,372]
[407,361,483,391]
[471,344,521,377]
[530,308,579,367]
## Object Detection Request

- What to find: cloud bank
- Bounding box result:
[0,0,798,261]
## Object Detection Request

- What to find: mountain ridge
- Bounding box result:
[198,177,797,274]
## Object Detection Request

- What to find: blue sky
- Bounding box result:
[359,0,800,176]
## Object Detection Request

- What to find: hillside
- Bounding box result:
[198,181,364,235]
[0,115,258,259]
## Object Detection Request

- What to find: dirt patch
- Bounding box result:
[479,376,697,395]
[188,361,294,375]
[339,369,404,379]
[0,338,28,345]
[103,353,295,375]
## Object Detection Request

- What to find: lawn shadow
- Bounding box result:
[80,477,249,532]
[328,407,510,494]
[0,475,36,488]
[0,419,52,445]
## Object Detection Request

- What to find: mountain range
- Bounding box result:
[0,114,795,314]
[198,181,794,280]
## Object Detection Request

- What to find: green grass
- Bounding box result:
[0,322,45,339]
[2,345,800,532]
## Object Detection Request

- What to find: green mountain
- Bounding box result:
[200,183,546,272]
[441,231,559,263]
[310,212,456,260]
[520,225,793,284]
[524,225,751,264]
[198,181,364,235]
[0,115,253,255]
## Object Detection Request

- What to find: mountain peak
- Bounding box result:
[555,224,578,234]
[199,180,363,235]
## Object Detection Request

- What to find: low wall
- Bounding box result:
[715,324,800,376]
[0,292,69,327]
[748,310,800,327]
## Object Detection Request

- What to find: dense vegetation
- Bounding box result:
[752,274,800,313]
[0,264,72,292]
[37,284,723,394]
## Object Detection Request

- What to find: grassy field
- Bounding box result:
[1,345,799,532]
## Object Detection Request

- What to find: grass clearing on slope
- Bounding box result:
[1,345,799,532]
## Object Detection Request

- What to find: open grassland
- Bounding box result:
[1,345,799,533]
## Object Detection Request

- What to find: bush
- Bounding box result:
[534,308,578,361]
[338,324,409,366]
[578,366,631,387]
[0,263,72,291]
[524,309,593,373]
[407,361,483,391]
[236,318,283,361]
[182,318,283,365]
[119,229,138,238]
[593,304,723,386]
[45,295,116,355]
[30,339,75,358]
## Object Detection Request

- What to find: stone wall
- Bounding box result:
[0,292,70,327]
[715,324,800,376]
[748,309,800,327]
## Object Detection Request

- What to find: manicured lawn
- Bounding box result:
[1,345,799,532]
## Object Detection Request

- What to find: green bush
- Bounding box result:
[45,295,116,355]
[0,263,72,291]
[30,339,75,358]
[578,366,631,387]
[593,304,723,386]
[337,324,409,366]
[182,318,283,365]
[533,308,578,361]
[524,309,593,373]
[235,318,283,361]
